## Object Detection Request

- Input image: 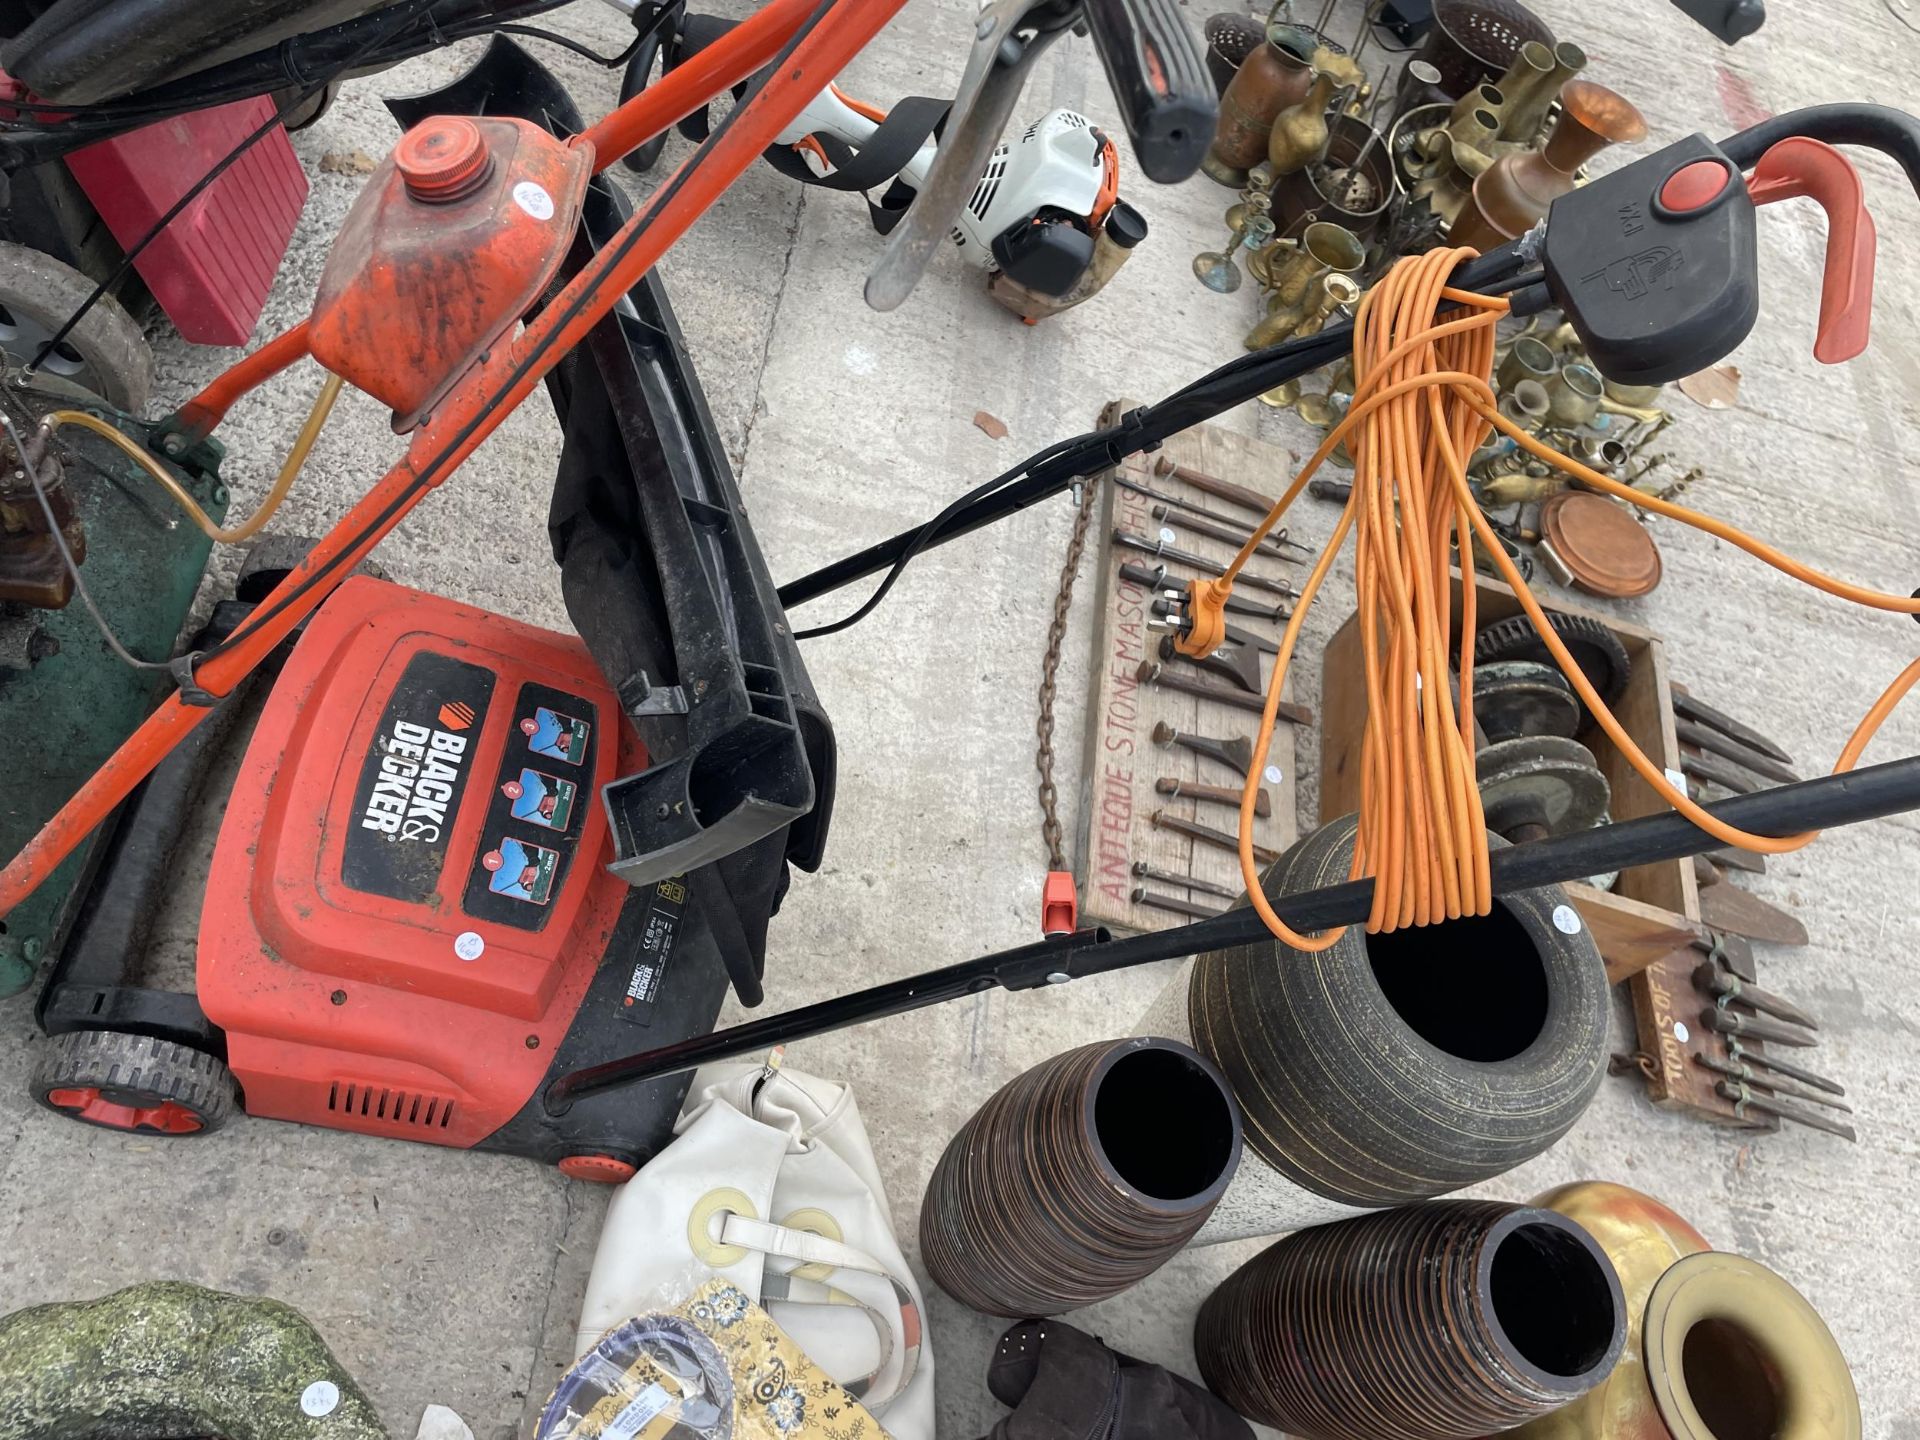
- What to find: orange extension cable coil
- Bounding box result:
[1174,247,1920,950]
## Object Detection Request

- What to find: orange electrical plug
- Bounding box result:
[1172,577,1230,656]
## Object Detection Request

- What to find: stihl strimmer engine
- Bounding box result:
[637,16,1150,322]
[773,89,1149,322]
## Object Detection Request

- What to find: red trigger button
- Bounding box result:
[1660,159,1734,212]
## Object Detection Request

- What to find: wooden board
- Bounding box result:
[1317,570,1703,984]
[1072,406,1301,933]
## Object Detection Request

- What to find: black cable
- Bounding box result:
[494,22,652,68]
[792,436,1084,640]
[0,412,170,671]
[21,0,441,379]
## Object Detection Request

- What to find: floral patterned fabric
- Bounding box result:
[539,1280,892,1440]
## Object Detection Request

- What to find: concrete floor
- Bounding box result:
[3,0,1919,1435]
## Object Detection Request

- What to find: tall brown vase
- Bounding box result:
[1449,80,1646,251]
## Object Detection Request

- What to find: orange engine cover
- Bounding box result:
[199,577,641,1148]
[307,115,591,431]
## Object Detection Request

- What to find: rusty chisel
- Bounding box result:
[1672,688,1794,765]
[1112,475,1314,553]
[1676,717,1800,785]
[1681,747,1769,795]
[1719,1046,1847,1096]
[1151,505,1306,565]
[1705,844,1765,876]
[1131,886,1228,921]
[1154,457,1281,519]
[1137,660,1315,726]
[1152,808,1281,865]
[1714,1081,1856,1142]
[1692,1055,1852,1113]
[1111,529,1298,598]
[1160,633,1262,694]
[1118,562,1289,621]
[1695,876,1810,947]
[1131,860,1241,901]
[1152,596,1278,654]
[1692,965,1818,1030]
[1156,775,1271,817]
[1153,721,1253,777]
[1698,1007,1818,1048]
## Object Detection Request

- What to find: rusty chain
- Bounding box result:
[1036,474,1104,873]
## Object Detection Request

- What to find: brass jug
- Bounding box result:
[1450,80,1647,251]
[1244,220,1363,349]
[1502,1181,1861,1440]
[1203,20,1316,185]
[1267,70,1336,176]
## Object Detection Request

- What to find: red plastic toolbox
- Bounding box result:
[64,95,308,347]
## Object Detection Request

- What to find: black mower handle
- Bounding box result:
[1081,0,1214,183]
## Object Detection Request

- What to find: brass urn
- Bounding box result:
[1503,1181,1860,1440]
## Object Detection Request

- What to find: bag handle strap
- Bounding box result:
[718,1214,924,1411]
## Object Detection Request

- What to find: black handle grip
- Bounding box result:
[1080,0,1214,183]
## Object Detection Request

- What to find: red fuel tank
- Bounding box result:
[307,115,591,431]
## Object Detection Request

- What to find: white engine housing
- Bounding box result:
[775,93,1112,271]
[948,109,1110,267]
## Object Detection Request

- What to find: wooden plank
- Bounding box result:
[1073,404,1301,933]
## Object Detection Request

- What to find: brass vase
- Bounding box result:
[1502,1181,1861,1440]
[1500,40,1589,145]
[1450,80,1647,252]
[1266,70,1336,176]
[1204,22,1315,185]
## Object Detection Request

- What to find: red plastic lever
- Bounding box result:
[1041,871,1078,936]
[1745,136,1877,364]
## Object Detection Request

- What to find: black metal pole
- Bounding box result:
[546,755,1920,1109]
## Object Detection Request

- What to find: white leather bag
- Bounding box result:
[575,1056,934,1440]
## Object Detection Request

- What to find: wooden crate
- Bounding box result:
[1317,571,1701,985]
[1071,407,1303,933]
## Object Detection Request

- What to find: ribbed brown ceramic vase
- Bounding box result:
[1195,1200,1626,1440]
[919,1037,1242,1317]
[1449,80,1646,250]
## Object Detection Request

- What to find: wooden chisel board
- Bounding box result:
[1072,403,1304,934]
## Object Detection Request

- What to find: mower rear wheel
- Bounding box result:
[0,241,153,411]
[31,1030,237,1136]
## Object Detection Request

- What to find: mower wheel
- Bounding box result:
[31,1030,237,1136]
[0,241,153,411]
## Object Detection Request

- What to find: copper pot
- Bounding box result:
[1502,1181,1861,1440]
[1449,80,1646,251]
[1204,22,1317,184]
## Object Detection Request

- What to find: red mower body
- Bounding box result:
[198,577,639,1150]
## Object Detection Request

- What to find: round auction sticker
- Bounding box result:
[455,931,485,962]
[513,180,555,220]
[301,1381,340,1418]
